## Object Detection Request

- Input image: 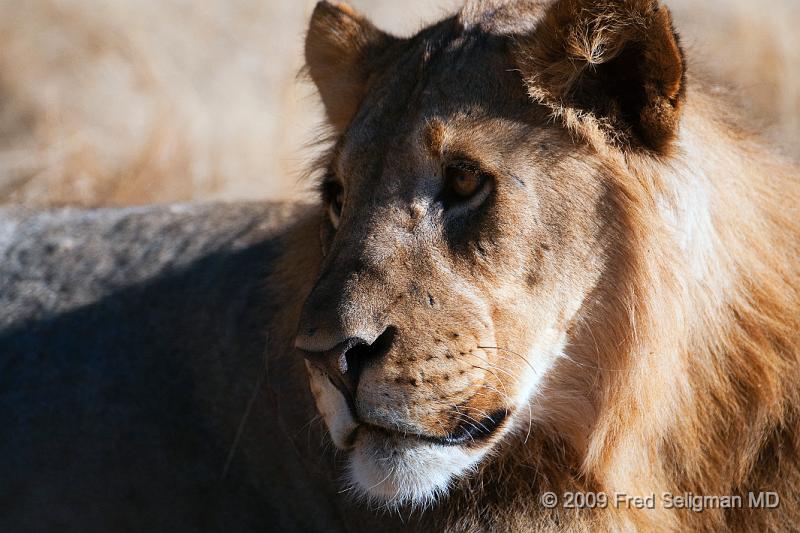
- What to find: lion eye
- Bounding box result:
[444,165,486,199]
[332,188,344,217]
[323,180,344,228]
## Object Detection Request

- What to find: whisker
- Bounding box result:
[466,350,520,382]
[370,465,398,509]
[475,347,544,444]
[221,370,264,480]
[478,345,541,377]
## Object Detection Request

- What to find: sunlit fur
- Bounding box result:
[296,1,800,530]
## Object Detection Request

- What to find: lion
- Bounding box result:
[1,0,799,531]
[293,0,800,530]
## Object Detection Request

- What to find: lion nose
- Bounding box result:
[297,327,397,402]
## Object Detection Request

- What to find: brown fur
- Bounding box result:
[291,0,800,530]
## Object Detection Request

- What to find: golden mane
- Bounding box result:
[440,84,800,531]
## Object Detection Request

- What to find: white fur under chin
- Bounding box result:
[345,431,484,509]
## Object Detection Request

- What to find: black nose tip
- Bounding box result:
[300,327,397,401]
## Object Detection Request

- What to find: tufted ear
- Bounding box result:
[515,0,686,153]
[305,1,397,132]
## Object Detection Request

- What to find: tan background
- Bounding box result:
[0,0,797,207]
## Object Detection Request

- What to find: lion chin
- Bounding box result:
[345,431,484,508]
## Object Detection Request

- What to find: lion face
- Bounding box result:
[295,26,607,506]
[295,0,685,508]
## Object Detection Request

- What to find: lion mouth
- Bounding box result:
[354,408,510,448]
[424,409,510,446]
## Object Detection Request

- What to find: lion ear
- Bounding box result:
[305,1,396,132]
[515,0,686,153]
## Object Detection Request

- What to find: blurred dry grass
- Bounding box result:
[0,0,797,207]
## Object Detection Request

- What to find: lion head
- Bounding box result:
[293,0,687,507]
